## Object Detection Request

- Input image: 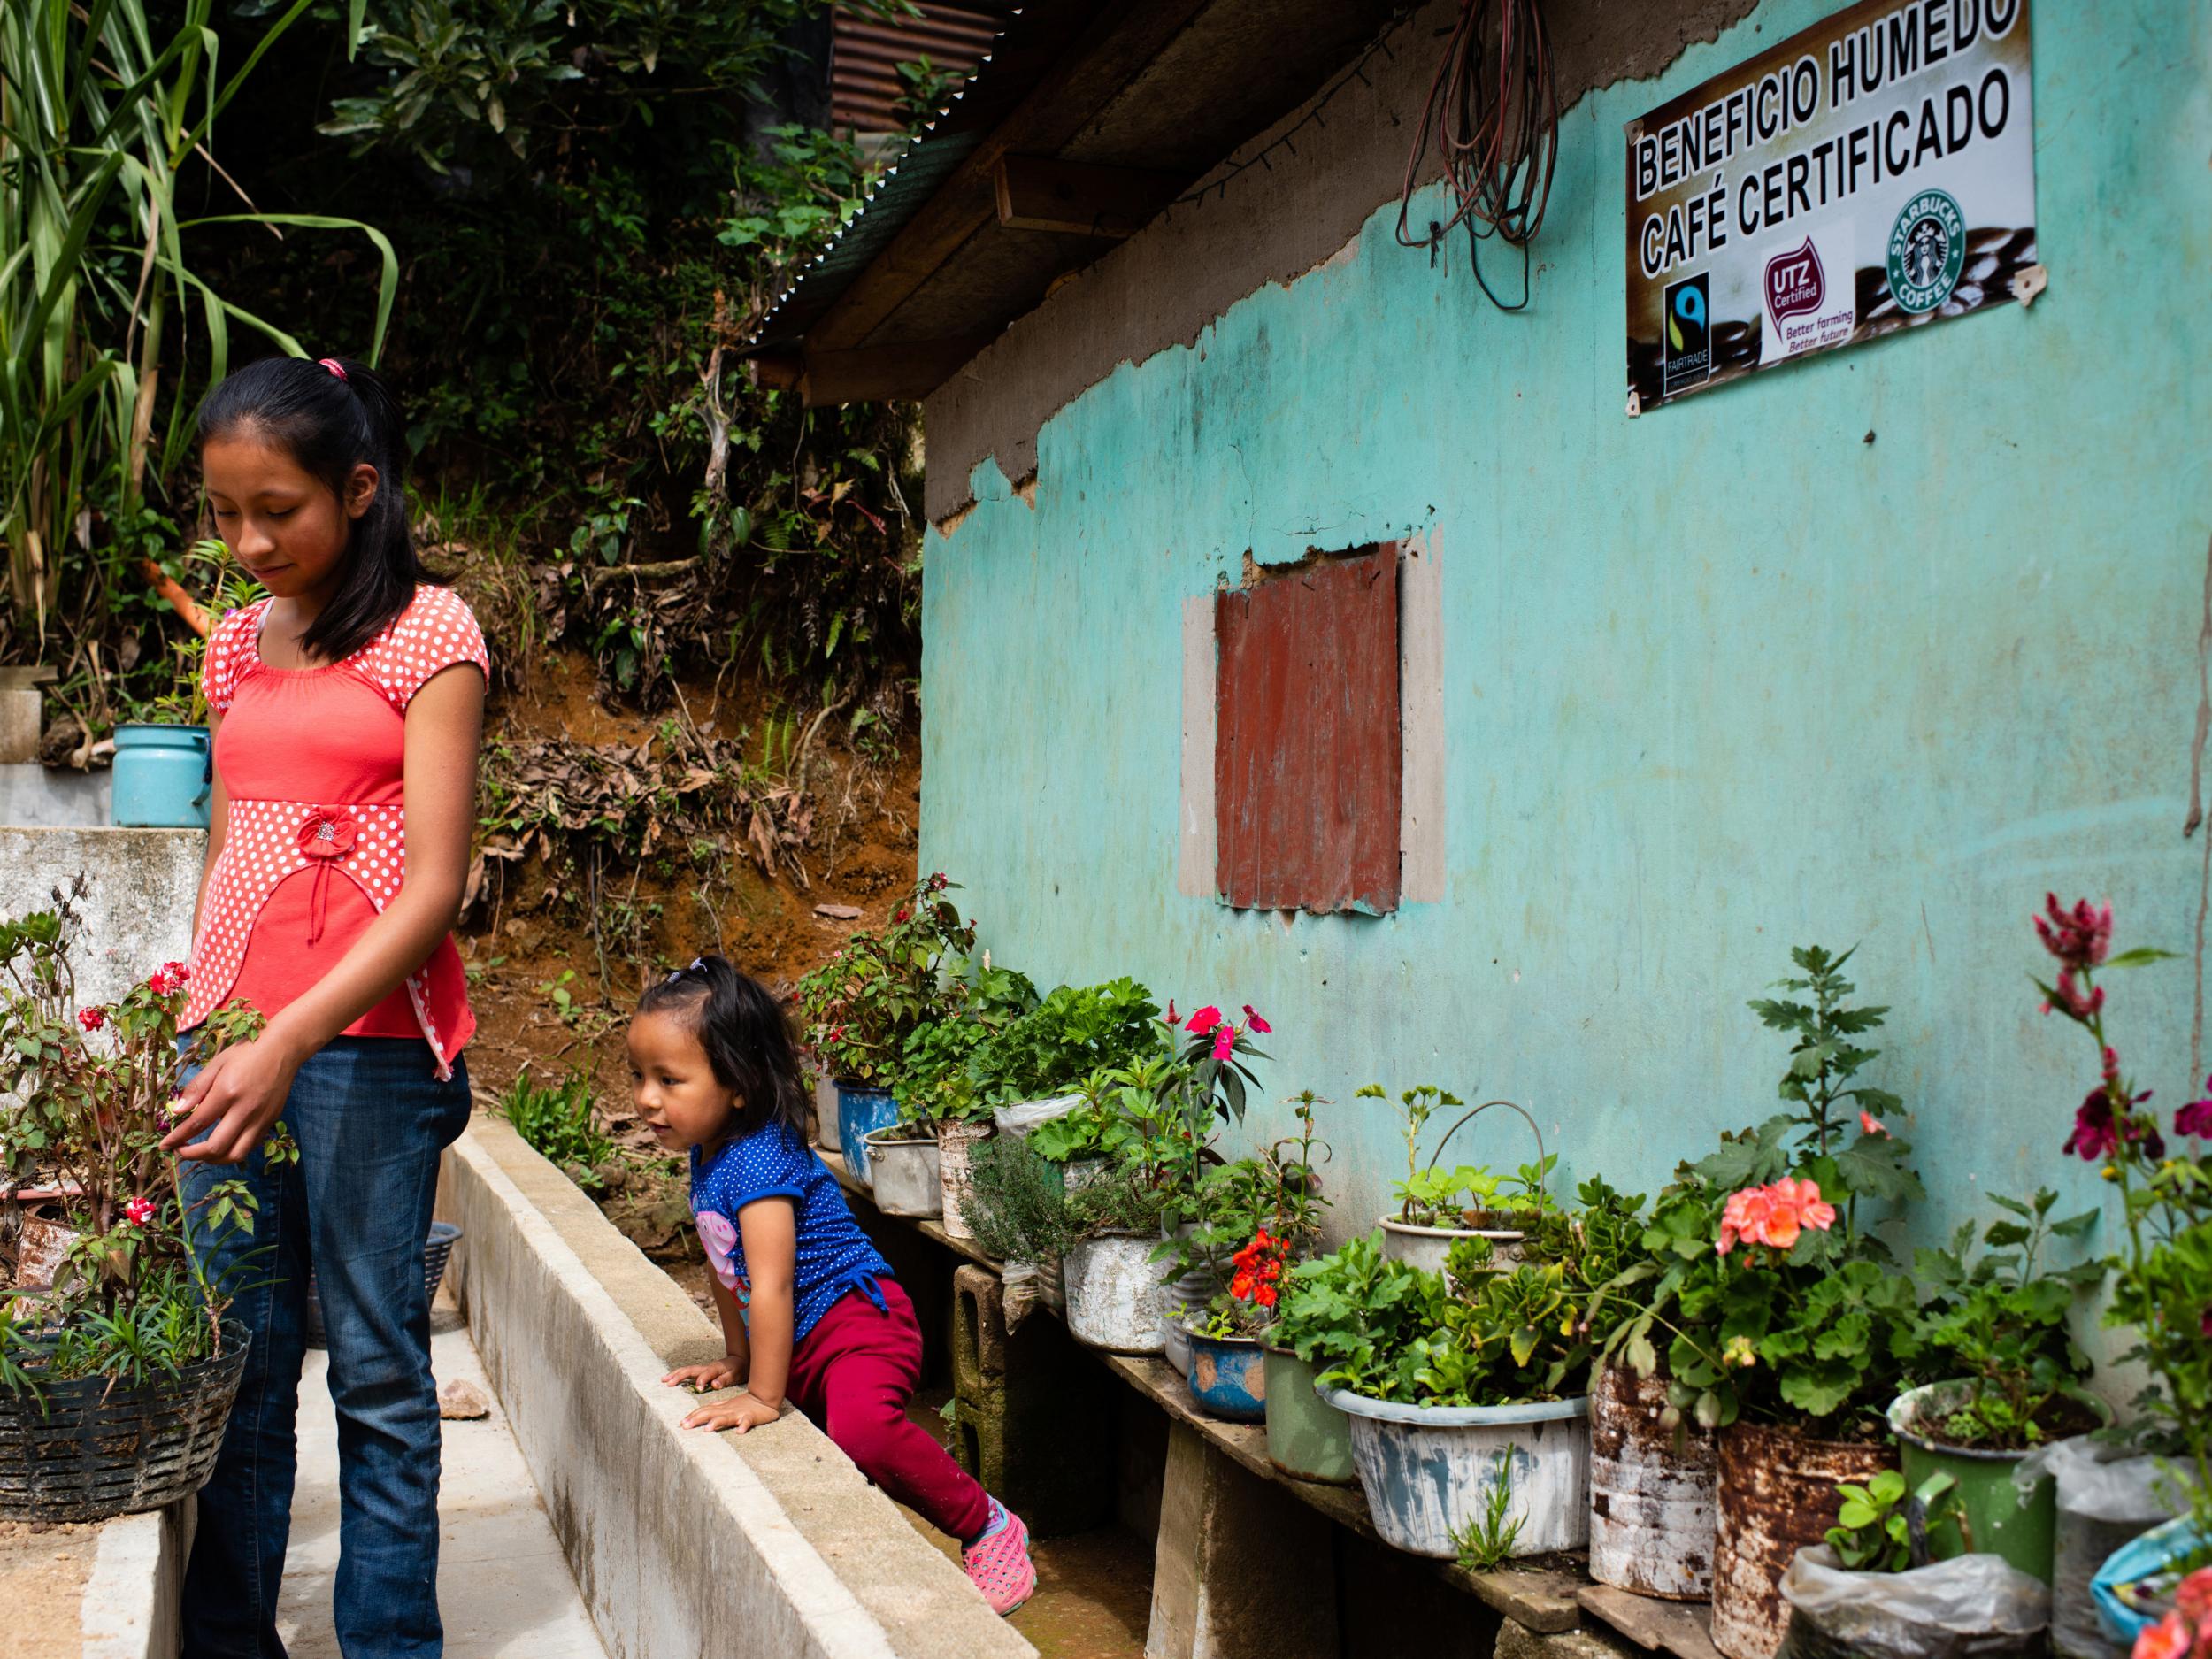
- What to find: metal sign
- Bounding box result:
[1625,0,2037,413]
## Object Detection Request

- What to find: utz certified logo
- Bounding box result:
[1886,190,1966,315]
[1764,238,1825,324]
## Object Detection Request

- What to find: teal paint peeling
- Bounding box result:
[918,0,2212,1267]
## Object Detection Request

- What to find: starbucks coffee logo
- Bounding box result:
[1886,190,1965,315]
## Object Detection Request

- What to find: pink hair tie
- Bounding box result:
[317,357,348,381]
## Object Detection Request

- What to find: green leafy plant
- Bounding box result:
[1452,1449,1525,1571]
[963,978,1164,1107]
[961,1134,1084,1264]
[0,877,289,1388]
[1748,945,1906,1160]
[887,960,1038,1125]
[1910,1187,2101,1449]
[1363,1083,1553,1227]
[497,1066,613,1190]
[795,873,977,1087]
[1824,1470,1967,1572]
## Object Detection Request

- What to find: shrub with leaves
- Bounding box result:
[1824,1470,1966,1571]
[497,1066,614,1189]
[795,873,976,1087]
[0,878,290,1388]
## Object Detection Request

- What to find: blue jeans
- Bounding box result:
[180,1038,472,1659]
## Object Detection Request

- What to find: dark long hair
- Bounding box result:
[196,355,433,664]
[637,956,813,1145]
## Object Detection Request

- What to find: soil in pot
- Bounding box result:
[1889,1379,2109,1585]
[1589,1362,1718,1600]
[1263,1346,1356,1485]
[1713,1418,1896,1659]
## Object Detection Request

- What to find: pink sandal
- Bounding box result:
[963,1502,1036,1617]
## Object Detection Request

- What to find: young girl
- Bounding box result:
[638,956,1037,1616]
[160,356,488,1656]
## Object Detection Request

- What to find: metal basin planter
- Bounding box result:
[1712,1418,1894,1659]
[862,1129,941,1217]
[0,1318,250,1522]
[1183,1325,1265,1422]
[1064,1233,1165,1355]
[1889,1379,2109,1585]
[937,1120,992,1240]
[1376,1215,1526,1278]
[1263,1346,1356,1485]
[835,1085,901,1184]
[1323,1386,1591,1559]
[1589,1361,1719,1599]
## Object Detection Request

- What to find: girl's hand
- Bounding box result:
[162,1035,303,1164]
[680,1392,781,1434]
[661,1356,745,1394]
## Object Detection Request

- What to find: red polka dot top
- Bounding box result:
[181,586,490,1079]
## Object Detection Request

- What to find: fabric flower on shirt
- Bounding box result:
[296,804,358,861]
[695,1209,744,1294]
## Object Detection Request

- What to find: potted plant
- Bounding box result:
[1179,1091,1333,1425]
[795,872,976,1184]
[2015,898,2212,1645]
[1298,1233,1594,1560]
[1364,1083,1551,1277]
[0,879,289,1521]
[1060,1172,1174,1356]
[1892,1187,2108,1582]
[1774,1470,2053,1659]
[1641,946,1927,1659]
[884,958,1038,1232]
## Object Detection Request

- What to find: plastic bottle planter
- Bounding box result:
[1889,1379,2111,1586]
[1063,1233,1166,1355]
[834,1085,901,1184]
[1589,1362,1719,1600]
[1183,1325,1266,1422]
[1262,1347,1356,1485]
[862,1128,942,1217]
[1322,1386,1591,1559]
[1711,1419,1894,1659]
[111,724,211,828]
[937,1120,992,1240]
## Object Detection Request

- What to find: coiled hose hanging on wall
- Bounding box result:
[1395,0,1560,310]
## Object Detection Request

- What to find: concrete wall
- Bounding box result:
[76,1501,193,1659]
[436,1118,1033,1659]
[917,0,2212,1255]
[0,829,200,1006]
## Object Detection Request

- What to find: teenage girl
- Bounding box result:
[160,356,488,1657]
[635,956,1038,1616]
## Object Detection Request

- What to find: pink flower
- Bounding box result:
[2177,1565,2212,1625]
[2176,1083,2212,1139]
[1782,1176,1838,1233]
[1717,1177,1835,1256]
[1186,1006,1223,1035]
[928,872,949,892]
[78,1007,105,1032]
[2046,969,2105,1021]
[124,1195,155,1227]
[2133,1612,2191,1659]
[1211,1026,1235,1062]
[1242,1005,1272,1034]
[2035,894,2114,972]
[895,907,910,923]
[1859,1109,1888,1137]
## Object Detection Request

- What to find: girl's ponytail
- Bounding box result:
[639,956,813,1144]
[196,353,433,663]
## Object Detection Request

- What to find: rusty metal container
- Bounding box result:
[1589,1363,1719,1599]
[1712,1418,1895,1659]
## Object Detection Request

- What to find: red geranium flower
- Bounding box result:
[78,1007,105,1032]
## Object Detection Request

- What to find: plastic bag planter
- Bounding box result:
[1063,1233,1166,1355]
[862,1129,942,1217]
[1778,1544,2051,1659]
[1322,1386,1590,1559]
[2025,1437,2186,1659]
[835,1085,901,1184]
[2092,1515,2210,1647]
[0,1319,250,1522]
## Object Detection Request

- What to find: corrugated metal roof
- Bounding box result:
[833,4,1002,133]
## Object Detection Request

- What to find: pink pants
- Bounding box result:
[787,1278,992,1540]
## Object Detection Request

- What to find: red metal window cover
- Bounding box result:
[832,5,1002,134]
[1214,547,1402,914]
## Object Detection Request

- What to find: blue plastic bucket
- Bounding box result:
[835,1084,900,1184]
[1185,1326,1267,1422]
[111,725,211,828]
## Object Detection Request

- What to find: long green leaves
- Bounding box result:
[0,0,391,629]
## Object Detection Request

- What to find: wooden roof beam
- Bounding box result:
[794,334,1001,405]
[993,154,1189,237]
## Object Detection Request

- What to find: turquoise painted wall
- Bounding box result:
[918,0,2212,1257]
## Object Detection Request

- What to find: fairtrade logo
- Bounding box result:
[1886,189,1966,316]
[1662,273,1712,396]
[1764,238,1825,324]
[1667,279,1706,352]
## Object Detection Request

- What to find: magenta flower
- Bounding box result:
[2034,894,2114,971]
[162,960,189,985]
[2176,1090,2212,1139]
[1186,1005,1223,1035]
[2046,969,2105,1020]
[2063,1092,2122,1161]
[1163,999,1178,1028]
[1210,1026,1235,1062]
[1242,1005,1272,1034]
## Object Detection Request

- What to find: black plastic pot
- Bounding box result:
[0,1317,250,1523]
[305,1222,462,1349]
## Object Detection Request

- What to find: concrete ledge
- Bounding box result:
[438,1117,1033,1659]
[78,1499,192,1659]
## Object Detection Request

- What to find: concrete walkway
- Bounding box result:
[276,1302,607,1658]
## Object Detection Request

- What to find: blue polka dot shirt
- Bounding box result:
[689,1123,892,1342]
